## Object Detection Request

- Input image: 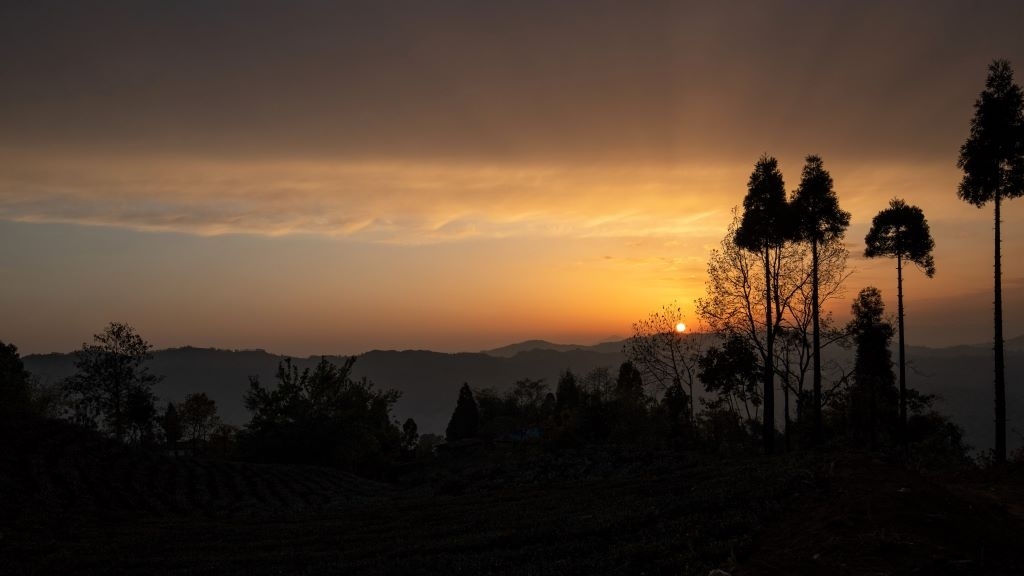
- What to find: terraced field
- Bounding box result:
[0,417,388,527]
[3,416,1022,575]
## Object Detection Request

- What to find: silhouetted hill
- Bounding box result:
[21,338,1023,453]
[482,339,626,357]
[23,345,627,437]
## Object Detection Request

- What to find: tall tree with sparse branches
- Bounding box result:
[790,155,850,444]
[864,198,935,456]
[734,155,793,454]
[957,59,1024,464]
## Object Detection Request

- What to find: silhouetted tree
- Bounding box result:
[207,422,239,459]
[699,211,849,447]
[846,287,897,449]
[733,156,793,454]
[864,198,935,455]
[160,402,181,450]
[659,380,691,442]
[957,59,1024,464]
[0,341,32,415]
[698,333,762,424]
[401,418,419,452]
[446,383,479,441]
[64,322,160,443]
[179,392,219,453]
[790,155,850,443]
[511,378,550,424]
[124,385,158,444]
[243,356,402,473]
[625,303,704,424]
[615,361,644,403]
[555,370,580,412]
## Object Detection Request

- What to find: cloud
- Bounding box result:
[2,2,1022,164]
[0,155,739,243]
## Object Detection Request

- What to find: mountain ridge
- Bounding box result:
[21,336,1024,453]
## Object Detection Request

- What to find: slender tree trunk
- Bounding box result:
[812,238,822,445]
[783,372,791,452]
[688,379,695,427]
[897,253,907,459]
[763,247,775,455]
[869,370,877,451]
[994,192,1006,464]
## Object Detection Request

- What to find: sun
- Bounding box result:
[675,322,686,333]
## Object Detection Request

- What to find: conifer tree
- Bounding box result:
[445,383,479,441]
[957,59,1024,464]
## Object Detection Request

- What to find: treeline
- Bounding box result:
[0,323,413,478]
[439,297,967,466]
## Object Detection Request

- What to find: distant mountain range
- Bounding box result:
[22,336,1024,454]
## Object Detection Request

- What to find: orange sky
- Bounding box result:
[2,1,1023,354]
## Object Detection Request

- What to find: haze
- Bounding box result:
[2,0,1023,356]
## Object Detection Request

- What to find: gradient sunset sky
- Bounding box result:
[2,0,1024,356]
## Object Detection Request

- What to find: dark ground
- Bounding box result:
[2,416,1022,575]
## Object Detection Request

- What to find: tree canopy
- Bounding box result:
[790,155,850,245]
[64,322,160,443]
[734,155,792,252]
[243,356,402,473]
[957,59,1024,208]
[864,198,936,277]
[445,383,480,442]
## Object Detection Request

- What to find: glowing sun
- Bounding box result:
[675,322,686,333]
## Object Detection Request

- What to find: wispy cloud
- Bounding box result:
[0,155,738,243]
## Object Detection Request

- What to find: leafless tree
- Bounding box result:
[625,303,708,425]
[697,210,850,443]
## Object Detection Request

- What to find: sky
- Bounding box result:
[2,0,1024,356]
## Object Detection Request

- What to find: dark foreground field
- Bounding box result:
[2,417,1022,575]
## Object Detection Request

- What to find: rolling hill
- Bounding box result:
[22,337,1024,453]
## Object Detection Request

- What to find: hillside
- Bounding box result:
[23,344,628,437]
[22,338,1024,453]
[3,414,1022,575]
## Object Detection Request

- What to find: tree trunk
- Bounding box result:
[763,247,775,455]
[783,373,791,452]
[812,238,822,444]
[897,252,907,460]
[995,191,1006,464]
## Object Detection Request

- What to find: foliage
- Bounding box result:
[845,287,898,448]
[554,370,580,413]
[698,333,762,423]
[0,341,33,415]
[864,198,936,454]
[957,59,1024,208]
[864,198,936,277]
[179,392,220,452]
[790,155,851,246]
[445,383,480,441]
[242,356,402,474]
[790,154,851,442]
[734,155,792,252]
[401,417,419,452]
[63,322,160,444]
[698,211,849,446]
[160,402,181,448]
[957,59,1024,464]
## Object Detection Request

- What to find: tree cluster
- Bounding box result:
[241,356,404,475]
